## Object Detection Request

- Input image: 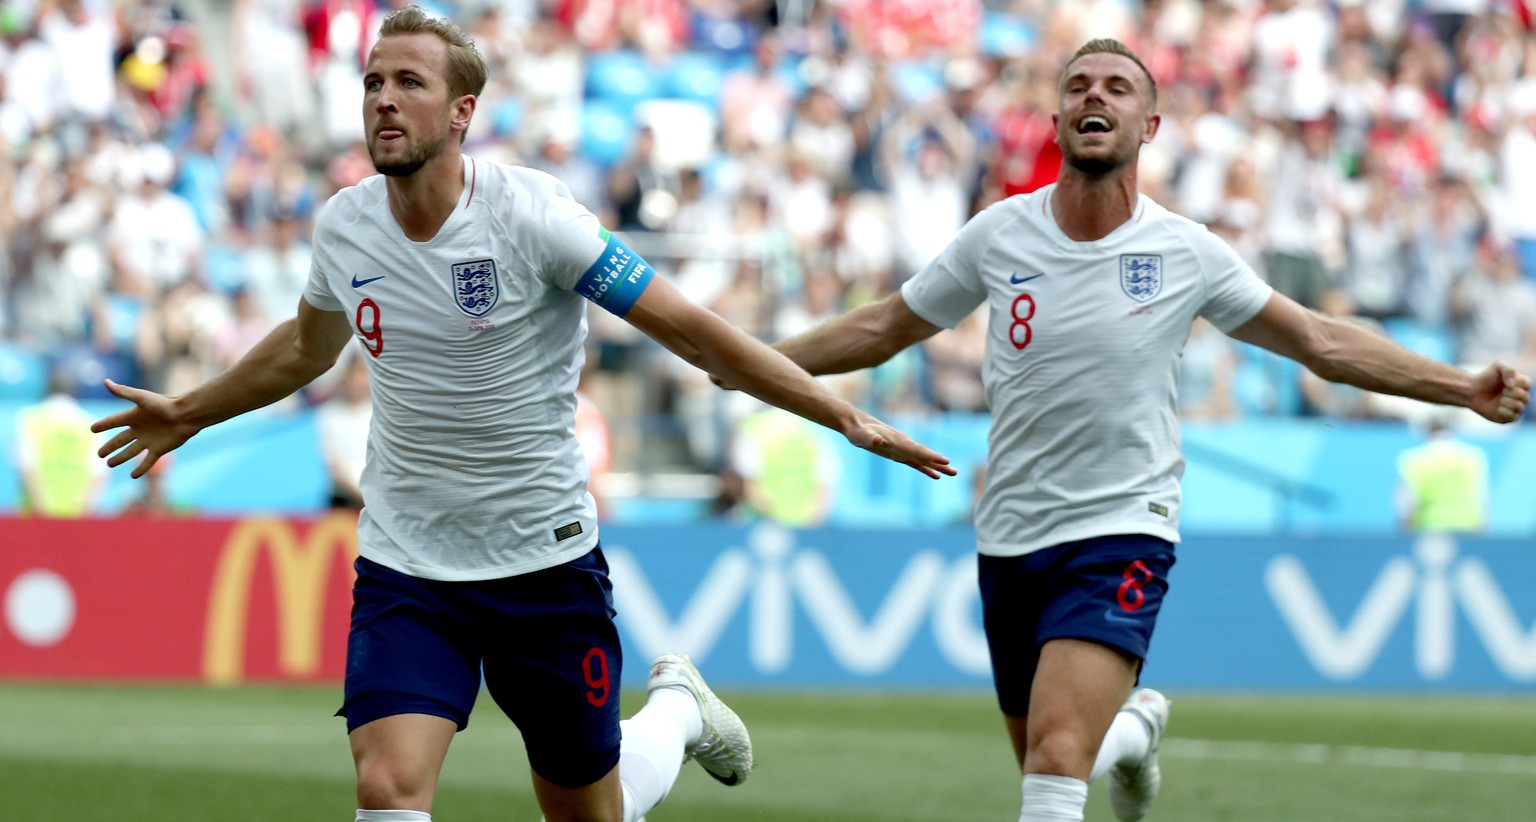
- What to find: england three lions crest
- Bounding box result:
[1120,254,1162,302]
[452,258,499,317]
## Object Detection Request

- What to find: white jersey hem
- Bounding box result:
[358,533,601,581]
[977,524,1181,558]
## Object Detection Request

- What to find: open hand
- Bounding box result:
[844,418,958,479]
[91,380,199,479]
[1469,362,1530,424]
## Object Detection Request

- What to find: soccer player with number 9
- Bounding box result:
[88,6,956,822]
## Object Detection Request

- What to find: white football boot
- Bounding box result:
[1108,688,1171,822]
[647,653,754,786]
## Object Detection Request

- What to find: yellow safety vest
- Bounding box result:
[738,410,828,527]
[1397,438,1488,533]
[17,401,98,517]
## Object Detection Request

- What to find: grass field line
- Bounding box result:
[1168,738,1536,775]
[6,724,1536,777]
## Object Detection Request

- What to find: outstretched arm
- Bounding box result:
[93,299,354,477]
[1227,292,1531,423]
[624,278,955,478]
[775,291,944,377]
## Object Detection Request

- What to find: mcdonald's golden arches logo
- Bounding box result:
[202,514,358,685]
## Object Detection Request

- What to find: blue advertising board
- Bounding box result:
[601,526,1536,692]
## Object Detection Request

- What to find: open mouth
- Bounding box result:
[1076,115,1113,135]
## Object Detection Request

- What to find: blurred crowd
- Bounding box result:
[2,0,1535,510]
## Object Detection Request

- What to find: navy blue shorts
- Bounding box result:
[337,547,623,787]
[979,534,1175,717]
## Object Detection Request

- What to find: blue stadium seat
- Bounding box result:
[585,50,661,115]
[665,52,728,104]
[1382,318,1458,364]
[980,12,1036,58]
[689,11,754,57]
[204,243,247,295]
[50,345,137,401]
[1234,347,1303,417]
[492,98,523,137]
[0,343,48,401]
[579,100,634,168]
[890,61,945,104]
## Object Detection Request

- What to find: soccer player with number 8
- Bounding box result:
[764,38,1531,822]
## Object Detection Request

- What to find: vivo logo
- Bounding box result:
[1266,535,1536,681]
[605,526,989,677]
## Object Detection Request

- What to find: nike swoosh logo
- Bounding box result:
[1104,608,1142,626]
[351,274,386,288]
[1010,272,1044,285]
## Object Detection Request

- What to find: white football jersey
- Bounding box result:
[902,185,1273,556]
[304,158,618,580]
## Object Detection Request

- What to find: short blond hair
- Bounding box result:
[1063,38,1157,110]
[377,5,487,101]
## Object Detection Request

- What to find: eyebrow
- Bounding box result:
[1064,70,1138,89]
[363,68,427,83]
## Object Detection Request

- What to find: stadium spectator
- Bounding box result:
[13,177,106,347]
[89,8,954,822]
[1408,172,1485,327]
[231,0,315,142]
[525,126,607,217]
[242,207,314,328]
[120,451,191,516]
[729,405,840,527]
[2,8,65,144]
[1451,238,1536,372]
[209,286,275,368]
[107,142,204,293]
[717,30,794,154]
[1178,317,1241,421]
[38,0,119,126]
[1340,173,1411,321]
[1396,412,1489,533]
[14,369,104,517]
[1501,81,1536,283]
[761,39,1531,822]
[604,124,677,232]
[883,99,976,278]
[1262,116,1347,309]
[314,350,371,510]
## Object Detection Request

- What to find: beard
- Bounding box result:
[1061,131,1138,177]
[370,131,447,178]
[1062,151,1123,176]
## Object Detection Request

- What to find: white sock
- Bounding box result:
[617,687,701,822]
[1088,710,1153,783]
[1019,774,1088,821]
[355,811,430,821]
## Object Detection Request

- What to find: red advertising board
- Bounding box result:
[0,515,358,683]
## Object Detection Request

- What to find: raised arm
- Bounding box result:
[1226,291,1531,423]
[624,277,955,478]
[94,299,355,477]
[775,291,944,376]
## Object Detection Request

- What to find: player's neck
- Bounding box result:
[1049,168,1139,242]
[385,151,465,242]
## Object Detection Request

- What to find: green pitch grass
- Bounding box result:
[1,683,1533,821]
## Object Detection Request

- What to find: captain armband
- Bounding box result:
[574,228,655,318]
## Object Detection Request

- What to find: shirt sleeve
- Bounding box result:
[526,173,610,291]
[1194,227,1273,332]
[900,205,996,329]
[302,202,344,312]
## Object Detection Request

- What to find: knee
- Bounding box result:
[355,755,435,811]
[1026,728,1097,779]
